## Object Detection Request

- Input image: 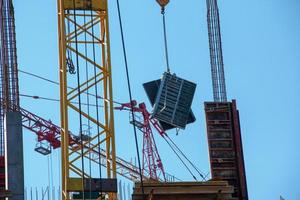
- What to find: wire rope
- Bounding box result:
[18,69,123,105]
[115,0,145,198]
[71,1,86,197]
[47,153,51,198]
[50,150,54,198]
[161,7,170,73]
[83,9,93,199]
[165,134,206,180]
[19,94,103,108]
[162,137,198,181]
[89,3,103,198]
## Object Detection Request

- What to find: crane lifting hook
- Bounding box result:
[156,0,169,12]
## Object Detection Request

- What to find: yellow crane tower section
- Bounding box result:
[57,0,117,199]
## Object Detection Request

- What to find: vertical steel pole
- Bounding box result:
[206,0,227,102]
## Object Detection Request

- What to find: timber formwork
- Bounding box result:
[132,181,234,200]
[204,100,248,200]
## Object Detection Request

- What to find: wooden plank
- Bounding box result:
[135,180,230,187]
[132,181,235,200]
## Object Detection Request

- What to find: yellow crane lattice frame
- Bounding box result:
[57,0,117,199]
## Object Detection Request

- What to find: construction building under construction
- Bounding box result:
[0,0,250,199]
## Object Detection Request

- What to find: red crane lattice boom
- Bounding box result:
[12,104,165,182]
[116,100,166,181]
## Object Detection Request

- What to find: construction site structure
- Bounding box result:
[132,181,235,200]
[0,0,24,199]
[0,0,251,199]
[57,0,117,199]
[205,101,248,199]
[116,100,166,181]
[18,103,175,182]
[207,0,227,102]
[206,0,248,199]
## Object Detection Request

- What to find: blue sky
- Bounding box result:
[13,0,300,199]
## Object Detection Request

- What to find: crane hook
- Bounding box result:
[156,0,169,9]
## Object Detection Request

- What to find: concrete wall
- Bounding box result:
[4,111,24,200]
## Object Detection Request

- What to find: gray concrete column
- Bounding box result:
[4,111,24,200]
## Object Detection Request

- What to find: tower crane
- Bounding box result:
[0,0,150,199]
[0,1,179,198]
[56,0,116,199]
[0,0,246,199]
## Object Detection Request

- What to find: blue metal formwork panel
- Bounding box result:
[143,79,196,131]
[152,72,196,129]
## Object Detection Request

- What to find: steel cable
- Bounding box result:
[83,9,93,198]
[162,136,198,181]
[71,1,86,198]
[161,7,170,73]
[89,3,103,198]
[19,94,103,108]
[115,0,146,198]
[164,134,206,180]
[18,69,123,105]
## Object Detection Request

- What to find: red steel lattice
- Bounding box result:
[116,100,166,181]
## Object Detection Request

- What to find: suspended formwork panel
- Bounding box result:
[146,72,196,130]
[143,78,196,131]
[204,100,248,200]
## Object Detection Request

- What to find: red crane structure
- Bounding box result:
[0,0,178,186]
[13,102,174,182]
[115,100,166,181]
[0,1,172,196]
[18,104,154,181]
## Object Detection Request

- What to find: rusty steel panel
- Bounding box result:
[205,100,248,200]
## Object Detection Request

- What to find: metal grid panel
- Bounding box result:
[151,72,196,129]
[143,79,196,131]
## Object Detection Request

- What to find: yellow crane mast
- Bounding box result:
[57,0,117,199]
